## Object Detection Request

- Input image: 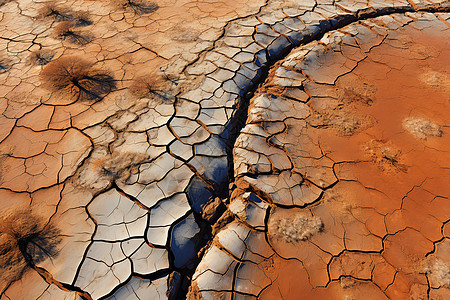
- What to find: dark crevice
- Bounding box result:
[183,2,450,299]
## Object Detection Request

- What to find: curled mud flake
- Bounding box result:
[403,117,443,140]
[40,56,115,103]
[268,212,323,243]
[186,281,202,300]
[28,49,55,66]
[113,0,159,15]
[0,210,61,287]
[363,139,407,173]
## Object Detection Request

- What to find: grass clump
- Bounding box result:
[129,72,173,102]
[268,212,323,243]
[54,21,92,45]
[403,117,443,140]
[38,2,74,22]
[29,49,55,65]
[40,56,115,102]
[0,210,61,287]
[113,0,159,15]
[38,2,92,26]
[0,59,11,74]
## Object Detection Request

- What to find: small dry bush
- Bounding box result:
[54,21,92,45]
[29,49,55,65]
[40,56,115,102]
[0,210,61,286]
[423,258,450,288]
[338,85,376,106]
[0,0,12,7]
[363,139,407,173]
[95,152,149,182]
[403,117,443,140]
[0,59,11,74]
[38,2,74,22]
[113,0,159,15]
[129,73,172,102]
[74,12,92,26]
[39,3,92,26]
[309,109,375,136]
[268,212,323,243]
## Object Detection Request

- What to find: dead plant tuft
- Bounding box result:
[29,49,55,65]
[0,0,13,7]
[129,73,173,103]
[96,152,149,182]
[0,210,61,286]
[268,212,323,243]
[39,2,92,26]
[54,21,92,45]
[40,56,116,102]
[113,0,159,15]
[74,11,93,26]
[363,139,408,173]
[403,117,443,140]
[0,59,11,74]
[38,2,74,22]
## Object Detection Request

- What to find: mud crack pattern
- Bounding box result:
[0,0,449,299]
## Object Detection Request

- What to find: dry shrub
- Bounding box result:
[29,49,55,65]
[307,80,377,136]
[0,0,12,7]
[403,117,443,140]
[0,210,61,286]
[129,72,172,102]
[73,11,93,26]
[268,212,323,243]
[54,21,92,45]
[0,59,11,74]
[419,70,450,94]
[363,139,407,173]
[113,0,159,14]
[309,109,375,136]
[38,2,74,22]
[338,85,376,106]
[95,152,149,182]
[423,258,450,288]
[39,2,92,26]
[40,56,115,102]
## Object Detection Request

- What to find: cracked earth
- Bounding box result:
[0,0,449,299]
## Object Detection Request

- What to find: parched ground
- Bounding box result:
[0,0,449,299]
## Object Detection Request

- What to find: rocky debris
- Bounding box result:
[0,0,449,299]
